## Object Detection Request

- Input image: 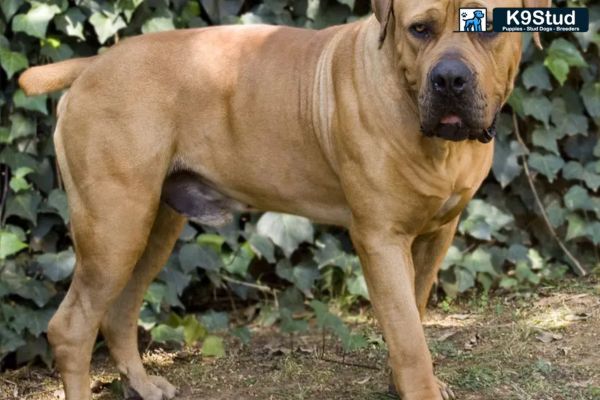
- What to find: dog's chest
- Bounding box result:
[423,145,493,231]
[434,192,469,223]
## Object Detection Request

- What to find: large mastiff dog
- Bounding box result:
[19,0,550,398]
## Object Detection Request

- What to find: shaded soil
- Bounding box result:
[2,276,599,400]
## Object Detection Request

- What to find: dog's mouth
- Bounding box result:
[422,113,497,144]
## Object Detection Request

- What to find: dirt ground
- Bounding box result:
[1,276,599,400]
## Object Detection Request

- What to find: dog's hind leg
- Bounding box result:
[100,204,185,400]
[48,112,174,399]
[47,183,162,400]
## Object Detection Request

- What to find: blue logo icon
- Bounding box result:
[459,8,488,32]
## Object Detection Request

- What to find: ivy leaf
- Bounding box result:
[158,265,191,297]
[0,0,25,20]
[460,248,497,275]
[143,282,167,313]
[9,113,35,142]
[563,186,595,212]
[574,5,600,50]
[151,324,184,344]
[223,242,254,276]
[141,9,175,33]
[115,0,144,22]
[279,308,308,334]
[248,233,275,263]
[257,212,314,257]
[562,162,600,192]
[180,315,207,346]
[231,326,251,345]
[441,245,463,271]
[0,47,28,79]
[523,96,552,127]
[565,213,587,241]
[13,89,47,115]
[455,268,475,293]
[492,139,525,188]
[459,199,514,241]
[47,189,69,223]
[200,310,229,332]
[532,126,561,155]
[0,127,9,144]
[89,10,126,44]
[587,222,600,245]
[36,249,76,282]
[9,166,33,193]
[522,62,552,91]
[544,38,587,85]
[313,233,355,270]
[551,98,588,136]
[515,261,540,285]
[40,37,74,62]
[178,242,222,272]
[291,261,320,297]
[12,2,62,39]
[0,230,28,259]
[346,274,369,299]
[544,56,569,86]
[0,328,26,355]
[528,153,564,182]
[508,87,526,117]
[5,190,42,225]
[581,82,600,119]
[546,38,588,68]
[546,200,566,228]
[54,7,86,41]
[201,335,225,357]
[8,307,54,336]
[275,259,294,282]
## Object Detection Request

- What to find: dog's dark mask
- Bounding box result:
[419,58,496,144]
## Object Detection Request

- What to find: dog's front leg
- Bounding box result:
[350,224,441,400]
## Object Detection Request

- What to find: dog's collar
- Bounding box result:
[476,114,498,144]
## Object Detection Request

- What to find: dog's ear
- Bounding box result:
[523,0,552,49]
[372,0,393,48]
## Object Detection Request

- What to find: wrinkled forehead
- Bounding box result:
[396,0,523,25]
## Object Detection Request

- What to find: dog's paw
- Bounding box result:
[387,377,455,400]
[122,375,177,400]
[148,375,177,399]
[436,378,455,400]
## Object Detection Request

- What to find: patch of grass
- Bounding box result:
[453,366,500,390]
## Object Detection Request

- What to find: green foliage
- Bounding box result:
[0,0,598,371]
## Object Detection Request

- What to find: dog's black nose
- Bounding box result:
[430,59,473,96]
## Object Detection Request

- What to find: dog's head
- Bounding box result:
[473,10,485,19]
[373,0,551,143]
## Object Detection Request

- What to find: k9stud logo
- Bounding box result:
[459,8,488,32]
[493,8,589,33]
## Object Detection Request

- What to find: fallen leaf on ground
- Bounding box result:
[535,330,563,343]
[437,330,458,342]
[564,312,591,321]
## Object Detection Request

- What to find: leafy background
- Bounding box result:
[0,0,598,370]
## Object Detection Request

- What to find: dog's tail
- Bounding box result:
[18,56,98,96]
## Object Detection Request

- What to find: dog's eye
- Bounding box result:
[409,23,431,38]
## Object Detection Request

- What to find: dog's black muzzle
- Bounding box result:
[420,58,496,144]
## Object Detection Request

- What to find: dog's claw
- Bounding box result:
[388,376,455,400]
[121,374,177,400]
[436,377,455,400]
[148,375,177,399]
